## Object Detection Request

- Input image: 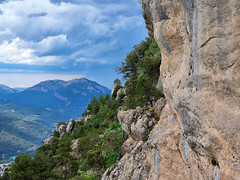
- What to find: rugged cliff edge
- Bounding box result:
[102,0,240,179]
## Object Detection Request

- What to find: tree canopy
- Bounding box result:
[117,37,164,108]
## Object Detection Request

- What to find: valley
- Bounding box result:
[0,78,110,161]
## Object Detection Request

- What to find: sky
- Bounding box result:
[0,0,147,89]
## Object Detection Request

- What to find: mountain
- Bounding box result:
[5,78,111,119]
[0,84,15,96]
[0,78,111,161]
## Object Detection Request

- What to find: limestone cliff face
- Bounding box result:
[102,0,240,179]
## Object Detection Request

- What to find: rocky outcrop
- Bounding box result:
[42,135,53,145]
[111,85,117,96]
[58,124,67,138]
[118,99,165,141]
[77,115,91,123]
[66,119,76,134]
[103,0,240,179]
[116,88,126,99]
[70,139,79,157]
[103,103,185,180]
[57,120,76,138]
[111,85,126,99]
[102,138,151,180]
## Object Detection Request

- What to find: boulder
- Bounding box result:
[117,110,136,135]
[130,114,150,140]
[117,102,161,141]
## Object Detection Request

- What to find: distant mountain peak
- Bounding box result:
[27,78,109,93]
[28,79,66,92]
[67,78,92,84]
[4,78,111,118]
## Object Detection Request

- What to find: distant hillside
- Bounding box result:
[4,78,111,119]
[0,100,67,161]
[0,78,111,161]
[0,84,15,96]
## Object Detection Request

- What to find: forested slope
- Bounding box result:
[1,37,163,180]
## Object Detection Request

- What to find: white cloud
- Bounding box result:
[36,34,68,54]
[0,0,146,66]
[0,37,68,65]
[0,0,115,40]
[0,0,144,39]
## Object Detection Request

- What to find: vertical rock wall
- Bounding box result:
[142,0,240,179]
[102,0,240,179]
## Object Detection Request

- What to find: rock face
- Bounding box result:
[58,124,67,138]
[66,119,76,134]
[42,135,54,145]
[102,0,240,179]
[116,88,126,99]
[77,115,91,123]
[118,101,164,141]
[57,120,76,138]
[71,139,79,157]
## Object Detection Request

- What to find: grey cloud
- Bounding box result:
[28,12,47,18]
[0,0,147,67]
[0,0,6,4]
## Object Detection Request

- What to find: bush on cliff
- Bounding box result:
[117,37,164,109]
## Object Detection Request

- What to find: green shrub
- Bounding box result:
[117,37,164,109]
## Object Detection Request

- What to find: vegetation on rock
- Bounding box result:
[117,37,164,108]
[1,95,123,180]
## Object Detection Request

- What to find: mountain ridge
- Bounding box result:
[0,78,111,161]
[3,78,111,119]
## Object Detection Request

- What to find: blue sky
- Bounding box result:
[0,0,147,89]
